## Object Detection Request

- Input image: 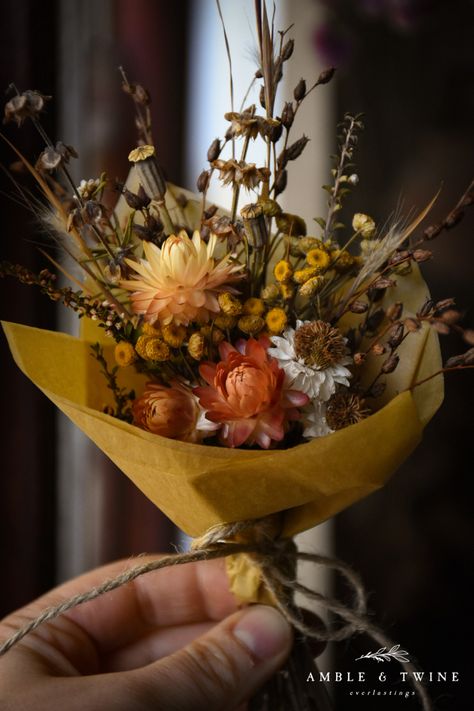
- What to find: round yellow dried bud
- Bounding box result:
[188,332,206,360]
[261,283,280,303]
[332,250,355,273]
[214,314,238,330]
[135,335,152,359]
[243,297,265,316]
[162,323,187,348]
[306,247,330,271]
[298,275,325,297]
[142,322,161,337]
[265,307,288,334]
[201,325,225,344]
[218,292,243,315]
[352,213,376,239]
[238,315,265,335]
[298,237,323,255]
[293,266,320,284]
[144,337,170,361]
[274,259,293,283]
[114,341,137,367]
[279,282,295,300]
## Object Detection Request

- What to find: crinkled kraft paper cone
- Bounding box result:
[1,263,442,540]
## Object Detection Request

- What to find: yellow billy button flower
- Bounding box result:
[352,213,376,239]
[187,332,206,360]
[293,266,320,284]
[298,275,325,297]
[145,338,170,361]
[135,335,170,361]
[279,282,295,300]
[201,325,225,344]
[332,249,355,273]
[306,247,330,271]
[214,313,237,330]
[261,283,280,303]
[243,297,265,316]
[266,307,288,334]
[162,323,187,348]
[142,322,161,337]
[114,341,137,367]
[238,315,265,335]
[273,259,293,283]
[218,292,243,315]
[298,236,323,255]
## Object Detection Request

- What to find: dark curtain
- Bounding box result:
[0,0,189,617]
[328,3,474,709]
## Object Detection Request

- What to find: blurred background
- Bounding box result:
[0,1,472,709]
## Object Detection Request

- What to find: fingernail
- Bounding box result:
[233,605,291,661]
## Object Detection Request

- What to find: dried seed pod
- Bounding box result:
[316,67,336,85]
[367,286,386,303]
[381,353,400,374]
[389,250,411,266]
[464,348,474,365]
[349,300,369,314]
[439,309,461,324]
[294,78,306,101]
[276,212,307,237]
[240,202,268,249]
[207,138,221,162]
[413,249,432,263]
[423,223,443,240]
[366,308,385,332]
[386,302,403,321]
[203,204,218,220]
[281,39,294,61]
[463,331,474,347]
[404,317,421,332]
[418,298,435,317]
[445,353,467,368]
[286,135,310,161]
[281,101,294,129]
[197,170,210,193]
[4,89,50,125]
[128,145,166,201]
[274,169,288,197]
[387,323,404,348]
[372,277,396,290]
[435,297,455,311]
[36,147,62,171]
[123,186,150,210]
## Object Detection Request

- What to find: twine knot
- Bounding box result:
[0,515,432,711]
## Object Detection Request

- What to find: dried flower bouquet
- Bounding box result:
[1,1,473,709]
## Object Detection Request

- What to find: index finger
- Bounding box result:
[1,555,238,658]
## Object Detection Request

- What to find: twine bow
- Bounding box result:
[0,516,432,711]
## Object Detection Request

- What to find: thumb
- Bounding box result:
[132,604,292,711]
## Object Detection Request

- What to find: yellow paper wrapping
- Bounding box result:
[1,264,442,540]
[1,260,443,603]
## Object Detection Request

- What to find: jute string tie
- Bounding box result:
[0,517,432,711]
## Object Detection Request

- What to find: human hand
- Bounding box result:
[0,557,292,710]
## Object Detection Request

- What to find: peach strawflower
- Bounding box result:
[133,380,217,443]
[194,337,309,449]
[121,230,243,326]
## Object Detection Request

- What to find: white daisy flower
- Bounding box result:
[268,319,352,401]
